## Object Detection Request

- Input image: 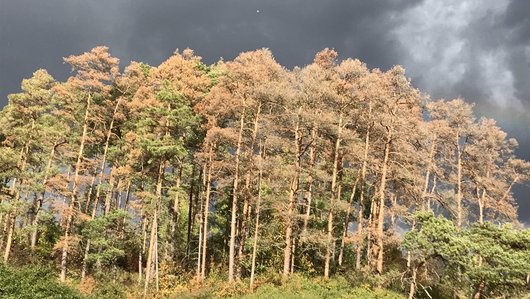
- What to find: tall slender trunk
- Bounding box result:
[408,266,417,299]
[338,175,359,266]
[324,112,343,279]
[4,147,31,262]
[473,280,485,299]
[143,161,164,297]
[171,166,182,234]
[92,99,121,215]
[30,142,58,249]
[60,94,91,282]
[123,180,131,210]
[196,173,203,281]
[0,148,25,253]
[356,103,371,270]
[186,164,196,258]
[250,142,264,289]
[375,130,391,274]
[143,210,157,298]
[84,169,99,213]
[103,167,116,215]
[81,165,116,280]
[478,170,489,224]
[138,213,147,284]
[303,125,317,236]
[237,103,260,279]
[283,107,301,277]
[200,145,214,280]
[229,105,245,282]
[423,142,436,211]
[456,131,463,228]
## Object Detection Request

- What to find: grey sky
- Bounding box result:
[0,0,529,221]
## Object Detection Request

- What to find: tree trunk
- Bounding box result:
[60,94,91,282]
[103,167,116,215]
[456,132,463,228]
[473,280,485,299]
[303,125,317,236]
[31,142,59,249]
[375,130,391,274]
[338,175,359,266]
[186,164,197,258]
[229,106,245,282]
[200,145,214,280]
[283,107,301,277]
[423,142,436,211]
[356,103,371,270]
[171,165,182,234]
[143,161,164,297]
[237,103,260,280]
[250,142,264,289]
[324,112,343,279]
[408,267,417,299]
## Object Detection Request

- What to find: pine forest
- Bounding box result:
[0,46,529,299]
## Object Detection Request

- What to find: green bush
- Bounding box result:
[0,264,82,299]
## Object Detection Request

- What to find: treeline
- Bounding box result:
[0,46,529,298]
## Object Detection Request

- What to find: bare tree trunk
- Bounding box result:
[356,104,371,270]
[138,213,147,285]
[338,175,359,266]
[0,148,25,253]
[3,121,33,262]
[456,132,463,228]
[200,145,214,280]
[81,165,116,280]
[237,104,260,280]
[123,180,131,210]
[143,211,157,297]
[423,142,435,211]
[103,167,116,216]
[186,164,196,258]
[408,266,417,299]
[144,161,164,297]
[375,130,391,274]
[303,125,317,236]
[60,95,91,282]
[84,169,99,213]
[283,107,301,277]
[324,112,343,279]
[171,165,182,234]
[229,106,245,282]
[473,280,485,299]
[250,142,264,289]
[478,170,489,224]
[31,142,60,249]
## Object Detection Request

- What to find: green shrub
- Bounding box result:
[0,264,82,299]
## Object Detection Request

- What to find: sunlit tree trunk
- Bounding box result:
[338,175,359,266]
[456,131,463,228]
[324,112,342,279]
[30,142,58,248]
[249,142,264,289]
[143,161,164,297]
[237,103,260,279]
[60,95,91,282]
[303,125,317,236]
[375,129,391,274]
[356,103,371,270]
[200,145,213,280]
[283,107,301,277]
[229,105,245,282]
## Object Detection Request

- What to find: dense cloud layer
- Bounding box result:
[0,0,529,221]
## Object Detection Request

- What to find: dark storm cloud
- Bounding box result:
[1,0,530,222]
[0,0,422,104]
